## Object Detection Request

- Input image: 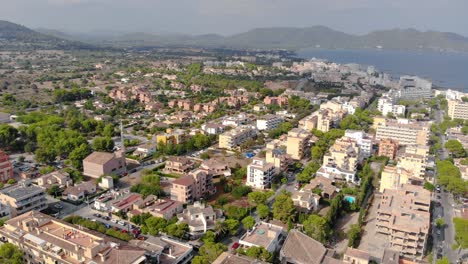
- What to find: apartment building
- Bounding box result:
[376,184,430,259]
[0,150,13,182]
[379,166,417,193]
[239,221,284,253]
[133,197,183,220]
[398,153,427,179]
[177,202,224,236]
[375,118,430,146]
[256,114,284,131]
[221,113,249,127]
[344,130,373,159]
[286,128,313,160]
[170,169,215,203]
[218,125,257,150]
[83,151,126,179]
[129,236,193,264]
[0,180,47,217]
[378,138,399,159]
[266,140,293,174]
[156,128,188,146]
[0,211,146,264]
[397,76,432,100]
[378,94,406,117]
[246,158,276,189]
[264,95,289,107]
[448,99,468,120]
[199,158,231,178]
[323,137,359,172]
[314,108,345,132]
[164,156,195,174]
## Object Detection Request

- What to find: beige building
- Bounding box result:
[448,99,468,120]
[291,188,320,212]
[132,196,183,220]
[164,156,195,174]
[0,211,146,264]
[343,248,370,264]
[83,151,126,179]
[397,152,427,178]
[239,221,284,253]
[323,137,359,172]
[266,140,293,174]
[62,181,97,202]
[286,128,313,160]
[375,118,430,146]
[379,166,416,193]
[199,158,231,178]
[219,125,257,150]
[0,180,47,217]
[36,170,72,189]
[376,184,431,259]
[170,169,215,203]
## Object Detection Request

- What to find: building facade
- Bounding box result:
[0,180,47,217]
[375,119,430,146]
[448,99,468,120]
[0,150,13,182]
[246,158,276,189]
[83,151,126,179]
[219,126,257,150]
[256,114,284,131]
[286,128,313,160]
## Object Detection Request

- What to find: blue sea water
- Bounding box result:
[296,49,468,92]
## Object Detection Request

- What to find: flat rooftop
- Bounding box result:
[0,182,45,200]
[240,222,283,249]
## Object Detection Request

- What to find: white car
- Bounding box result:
[118,221,126,226]
[110,219,118,223]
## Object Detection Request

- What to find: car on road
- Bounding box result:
[231,242,239,250]
[118,220,126,226]
[110,219,118,223]
[54,204,63,209]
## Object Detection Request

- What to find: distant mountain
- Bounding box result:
[4,20,468,52]
[0,20,96,50]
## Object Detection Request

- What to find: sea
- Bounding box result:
[296,49,468,92]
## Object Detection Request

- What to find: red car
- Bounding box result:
[231,242,239,250]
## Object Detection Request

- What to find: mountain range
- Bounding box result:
[2,20,468,52]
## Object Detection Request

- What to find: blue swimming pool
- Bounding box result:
[344,195,356,204]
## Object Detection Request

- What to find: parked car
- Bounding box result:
[118,220,126,226]
[110,219,118,223]
[231,242,240,250]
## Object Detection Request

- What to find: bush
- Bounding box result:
[231,186,252,199]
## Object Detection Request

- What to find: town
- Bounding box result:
[0,47,466,264]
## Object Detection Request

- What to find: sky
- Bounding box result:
[0,0,467,36]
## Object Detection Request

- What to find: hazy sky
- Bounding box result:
[1,0,467,36]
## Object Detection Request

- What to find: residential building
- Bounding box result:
[0,150,13,182]
[246,158,276,189]
[164,156,195,174]
[264,95,288,107]
[378,138,399,160]
[448,99,468,120]
[239,221,284,253]
[454,159,468,180]
[111,193,143,213]
[62,181,97,202]
[344,130,373,159]
[0,180,47,217]
[256,114,284,131]
[199,158,231,178]
[0,202,10,219]
[376,184,431,259]
[219,125,257,150]
[377,94,406,117]
[343,248,370,264]
[291,188,320,212]
[379,166,419,193]
[280,229,337,264]
[83,151,126,179]
[177,202,224,236]
[170,169,215,203]
[397,76,432,100]
[304,176,338,199]
[0,211,146,264]
[129,236,193,264]
[311,108,346,133]
[222,113,249,127]
[214,252,269,264]
[99,175,114,189]
[201,123,225,135]
[375,118,430,146]
[397,152,427,178]
[286,128,313,160]
[133,197,183,220]
[133,142,157,158]
[323,137,359,173]
[36,170,72,189]
[156,128,188,146]
[266,140,293,174]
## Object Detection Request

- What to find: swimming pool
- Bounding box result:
[344,195,356,204]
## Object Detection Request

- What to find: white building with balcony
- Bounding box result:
[246,158,276,189]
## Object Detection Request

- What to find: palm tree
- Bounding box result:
[214,221,227,237]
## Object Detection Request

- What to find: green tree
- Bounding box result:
[248,191,268,205]
[242,216,256,230]
[347,224,361,248]
[436,218,445,228]
[92,137,115,152]
[47,185,61,197]
[144,217,167,236]
[202,230,216,244]
[272,192,296,223]
[224,219,240,235]
[193,242,226,264]
[303,214,330,243]
[69,143,91,169]
[453,217,468,249]
[244,246,272,262]
[257,204,270,219]
[0,243,23,264]
[166,223,188,238]
[436,257,450,264]
[445,139,466,158]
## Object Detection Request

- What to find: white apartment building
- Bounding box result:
[219,125,257,150]
[397,76,432,100]
[344,130,373,159]
[256,114,284,131]
[247,158,276,189]
[378,95,406,117]
[375,118,431,146]
[222,113,249,127]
